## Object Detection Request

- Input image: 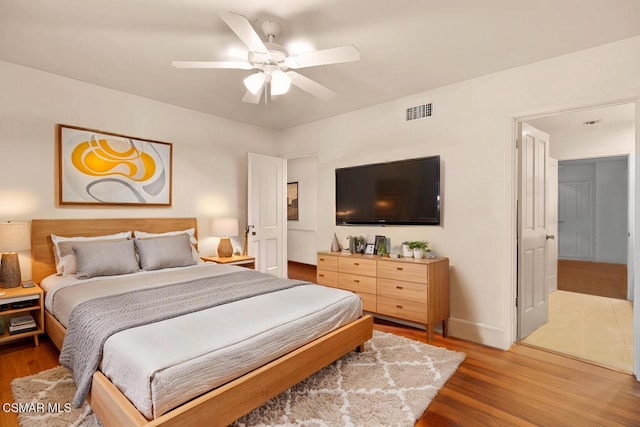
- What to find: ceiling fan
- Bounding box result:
[172,12,360,104]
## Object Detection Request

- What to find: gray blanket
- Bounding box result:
[59,269,306,407]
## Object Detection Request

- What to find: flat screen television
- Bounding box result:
[335,156,440,225]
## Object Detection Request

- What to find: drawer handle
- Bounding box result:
[396,286,403,290]
[354,279,360,283]
[396,305,403,309]
[397,267,404,271]
[319,258,325,261]
[353,262,360,266]
[319,274,325,277]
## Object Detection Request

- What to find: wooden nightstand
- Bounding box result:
[0,283,45,346]
[201,255,255,269]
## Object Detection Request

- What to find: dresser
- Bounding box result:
[317,252,449,341]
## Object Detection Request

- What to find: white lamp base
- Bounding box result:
[0,252,22,288]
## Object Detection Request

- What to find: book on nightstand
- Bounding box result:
[10,315,35,327]
[9,315,36,334]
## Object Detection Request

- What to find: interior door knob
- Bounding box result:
[546,234,555,240]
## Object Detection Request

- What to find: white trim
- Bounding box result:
[509,96,639,380]
[448,317,511,350]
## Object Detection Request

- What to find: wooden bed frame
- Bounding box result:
[31,218,373,427]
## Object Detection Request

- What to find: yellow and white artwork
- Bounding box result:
[58,125,172,205]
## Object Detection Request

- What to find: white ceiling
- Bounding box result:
[528,103,636,134]
[2,0,640,130]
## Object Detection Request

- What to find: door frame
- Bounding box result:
[508,97,639,379]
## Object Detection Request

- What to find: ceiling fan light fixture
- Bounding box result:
[270,69,291,95]
[244,72,266,94]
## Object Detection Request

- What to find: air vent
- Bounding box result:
[406,103,433,121]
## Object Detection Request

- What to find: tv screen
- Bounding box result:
[335,156,440,225]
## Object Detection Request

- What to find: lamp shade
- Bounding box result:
[211,218,239,238]
[0,222,30,252]
[270,70,291,95]
[244,72,266,95]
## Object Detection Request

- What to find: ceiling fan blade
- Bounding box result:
[285,45,360,69]
[287,71,336,101]
[171,61,253,70]
[219,11,270,55]
[242,86,264,104]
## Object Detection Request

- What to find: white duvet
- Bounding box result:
[42,264,362,420]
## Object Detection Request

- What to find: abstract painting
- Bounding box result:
[58,124,172,206]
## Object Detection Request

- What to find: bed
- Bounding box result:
[31,218,373,427]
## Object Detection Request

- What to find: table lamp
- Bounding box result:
[0,221,30,288]
[211,218,239,258]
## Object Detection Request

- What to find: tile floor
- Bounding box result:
[521,290,634,373]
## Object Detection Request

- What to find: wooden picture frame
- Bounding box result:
[57,124,172,206]
[287,182,299,220]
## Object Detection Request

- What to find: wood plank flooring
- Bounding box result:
[558,259,627,300]
[1,263,638,426]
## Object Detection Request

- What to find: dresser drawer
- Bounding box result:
[338,257,376,276]
[338,272,376,294]
[316,269,338,287]
[317,254,338,271]
[377,296,427,323]
[359,292,377,312]
[377,278,427,302]
[377,261,427,284]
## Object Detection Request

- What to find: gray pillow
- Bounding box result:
[74,239,140,279]
[134,234,197,271]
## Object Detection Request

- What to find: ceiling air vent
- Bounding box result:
[406,103,433,122]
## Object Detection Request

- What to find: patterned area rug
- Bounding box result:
[11,331,465,427]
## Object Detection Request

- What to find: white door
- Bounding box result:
[517,122,550,339]
[247,152,287,277]
[558,180,593,260]
[547,158,558,293]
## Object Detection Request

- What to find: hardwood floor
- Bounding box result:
[558,259,627,300]
[1,263,638,426]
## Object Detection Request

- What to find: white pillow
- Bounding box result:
[134,228,199,261]
[51,231,132,275]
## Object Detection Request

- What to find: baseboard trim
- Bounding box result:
[448,317,510,350]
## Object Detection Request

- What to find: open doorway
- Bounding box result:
[518,103,636,373]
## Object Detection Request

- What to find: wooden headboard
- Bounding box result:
[31,218,198,284]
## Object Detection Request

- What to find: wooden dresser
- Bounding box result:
[317,252,449,341]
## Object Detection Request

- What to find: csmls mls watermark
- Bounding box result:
[2,402,73,413]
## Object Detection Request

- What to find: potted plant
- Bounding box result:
[401,241,413,258]
[408,240,430,259]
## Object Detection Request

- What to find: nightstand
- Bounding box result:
[201,255,255,269]
[0,283,45,346]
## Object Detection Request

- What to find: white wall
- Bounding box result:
[596,159,629,263]
[0,61,279,279]
[550,121,634,160]
[286,156,318,264]
[558,159,628,264]
[279,36,640,349]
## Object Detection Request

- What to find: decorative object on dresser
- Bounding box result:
[201,255,256,269]
[317,251,449,341]
[211,217,239,258]
[408,240,431,259]
[330,232,342,252]
[0,221,30,288]
[57,124,172,206]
